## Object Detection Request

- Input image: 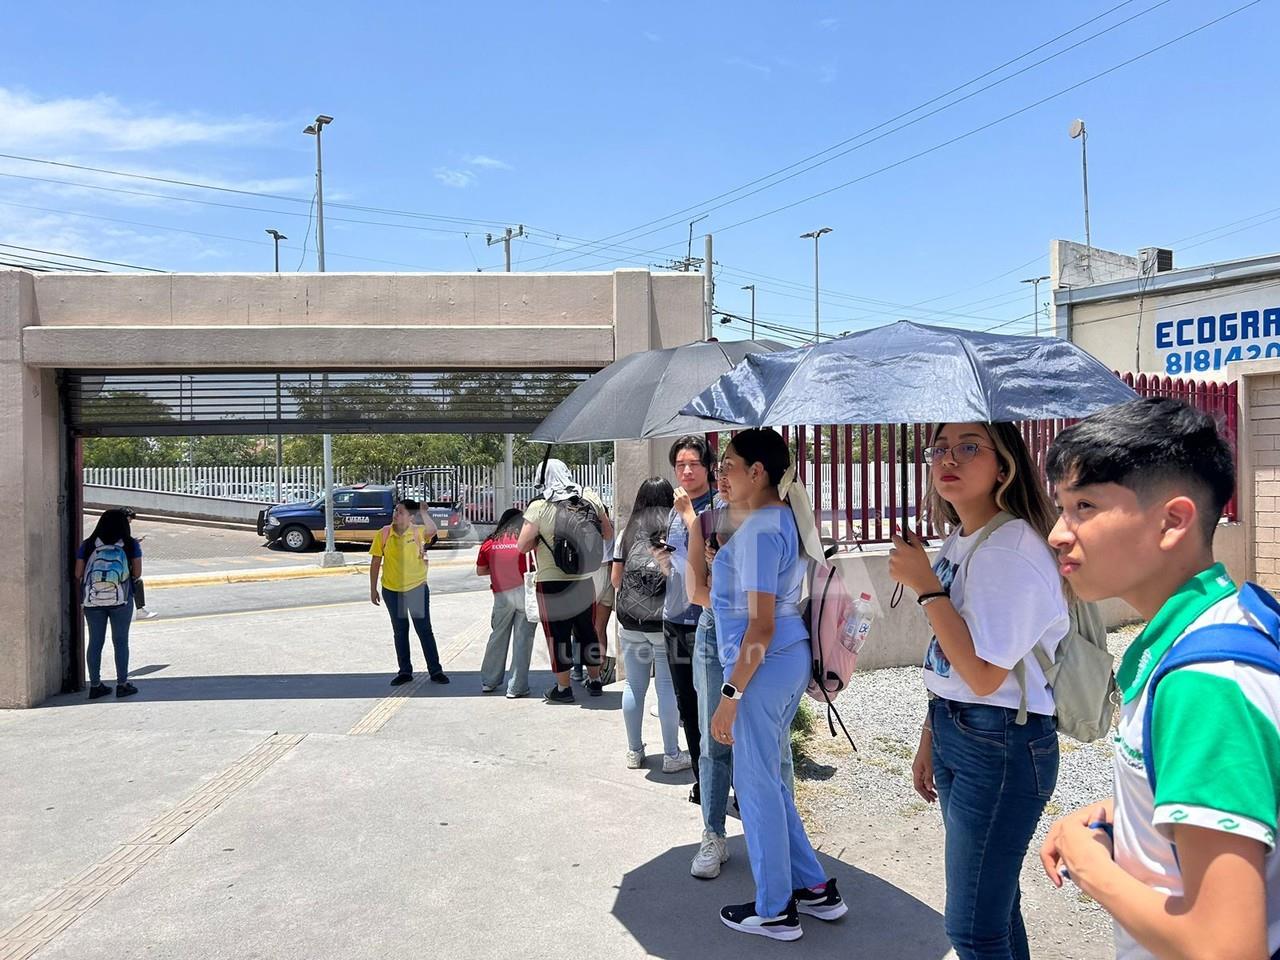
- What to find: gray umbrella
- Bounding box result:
[529,338,787,443]
[680,320,1137,427]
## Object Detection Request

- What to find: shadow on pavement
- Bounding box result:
[613,841,950,959]
[38,671,630,707]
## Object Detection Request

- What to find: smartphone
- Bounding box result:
[650,537,677,553]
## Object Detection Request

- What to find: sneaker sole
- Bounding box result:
[691,861,722,879]
[720,916,802,941]
[796,901,847,921]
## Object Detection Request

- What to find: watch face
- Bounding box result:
[721,683,736,699]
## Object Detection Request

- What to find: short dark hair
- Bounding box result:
[727,427,791,487]
[1046,398,1235,543]
[397,498,421,513]
[668,435,712,471]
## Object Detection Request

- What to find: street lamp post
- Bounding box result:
[741,284,756,340]
[799,227,832,343]
[304,115,341,566]
[265,228,287,273]
[1069,119,1091,279]
[1021,275,1050,336]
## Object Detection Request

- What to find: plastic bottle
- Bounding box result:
[840,592,875,654]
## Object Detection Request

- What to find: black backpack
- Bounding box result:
[616,534,666,627]
[539,495,604,576]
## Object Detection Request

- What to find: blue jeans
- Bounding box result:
[619,626,681,756]
[929,698,1059,960]
[733,642,825,918]
[479,587,537,696]
[84,603,133,686]
[382,583,442,677]
[693,609,796,837]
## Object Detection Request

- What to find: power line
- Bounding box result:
[504,0,1167,271]
[0,243,164,272]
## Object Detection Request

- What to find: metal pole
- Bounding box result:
[1080,129,1091,264]
[275,373,283,503]
[703,234,714,340]
[314,127,326,273]
[812,235,820,343]
[742,284,756,340]
[274,236,280,273]
[1021,275,1049,337]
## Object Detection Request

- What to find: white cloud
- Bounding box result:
[0,87,276,153]
[818,17,839,31]
[465,154,511,171]
[726,56,772,78]
[434,167,476,189]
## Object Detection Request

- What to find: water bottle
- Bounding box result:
[840,592,875,654]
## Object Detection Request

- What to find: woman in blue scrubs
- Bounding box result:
[680,427,845,942]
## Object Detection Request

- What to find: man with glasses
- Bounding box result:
[654,435,716,802]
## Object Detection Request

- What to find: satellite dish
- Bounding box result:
[1069,119,1086,139]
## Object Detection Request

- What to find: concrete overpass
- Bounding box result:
[0,267,704,708]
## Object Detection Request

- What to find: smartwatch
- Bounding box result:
[721,682,742,701]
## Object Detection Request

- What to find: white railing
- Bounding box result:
[83,463,616,521]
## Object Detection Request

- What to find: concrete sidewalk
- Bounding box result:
[0,591,949,960]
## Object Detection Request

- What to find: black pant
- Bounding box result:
[537,578,600,675]
[383,583,442,677]
[663,620,701,784]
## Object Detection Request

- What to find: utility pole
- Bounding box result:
[741,284,756,340]
[486,225,525,271]
[266,229,287,503]
[703,234,714,340]
[488,225,524,511]
[800,227,832,343]
[1069,119,1092,281]
[303,113,341,566]
[1021,275,1050,336]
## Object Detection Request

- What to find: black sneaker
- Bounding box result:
[543,685,575,704]
[429,672,450,685]
[390,673,413,686]
[689,782,701,805]
[88,684,112,700]
[115,682,138,699]
[720,900,802,941]
[792,878,847,921]
[586,678,603,697]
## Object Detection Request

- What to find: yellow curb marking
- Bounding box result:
[0,733,305,959]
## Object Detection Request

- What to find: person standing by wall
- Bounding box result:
[75,508,143,700]
[518,459,613,704]
[370,499,448,687]
[478,508,537,699]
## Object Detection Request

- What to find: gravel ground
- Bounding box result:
[793,624,1143,960]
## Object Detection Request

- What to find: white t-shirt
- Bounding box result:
[921,517,1068,715]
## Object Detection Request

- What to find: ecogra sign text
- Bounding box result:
[1155,306,1280,375]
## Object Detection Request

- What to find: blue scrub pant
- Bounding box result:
[732,641,826,917]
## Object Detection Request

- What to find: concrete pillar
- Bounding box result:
[0,271,68,708]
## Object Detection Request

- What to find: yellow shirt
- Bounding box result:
[523,488,608,583]
[370,524,429,592]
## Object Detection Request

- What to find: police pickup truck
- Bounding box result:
[257,469,474,552]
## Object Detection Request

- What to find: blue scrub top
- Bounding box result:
[710,504,808,668]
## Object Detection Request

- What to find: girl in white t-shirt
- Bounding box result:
[890,421,1069,960]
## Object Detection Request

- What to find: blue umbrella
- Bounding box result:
[680,320,1138,537]
[680,320,1137,427]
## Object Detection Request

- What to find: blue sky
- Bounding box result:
[0,0,1275,343]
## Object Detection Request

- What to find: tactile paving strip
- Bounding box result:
[0,732,305,959]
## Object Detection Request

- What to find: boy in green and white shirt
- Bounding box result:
[1040,398,1279,960]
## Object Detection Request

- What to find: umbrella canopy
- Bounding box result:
[529,338,787,443]
[680,320,1137,427]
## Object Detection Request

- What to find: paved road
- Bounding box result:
[83,516,479,577]
[146,564,488,620]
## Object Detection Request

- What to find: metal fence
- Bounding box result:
[717,372,1239,547]
[84,462,616,523]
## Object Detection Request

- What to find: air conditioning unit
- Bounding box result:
[1138,247,1174,274]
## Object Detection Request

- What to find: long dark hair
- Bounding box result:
[621,477,675,554]
[82,508,136,556]
[727,428,791,486]
[492,507,525,540]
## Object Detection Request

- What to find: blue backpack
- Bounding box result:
[83,539,132,608]
[1142,582,1280,794]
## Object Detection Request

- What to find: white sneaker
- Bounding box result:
[691,830,730,879]
[625,746,645,769]
[135,608,160,621]
[662,750,692,774]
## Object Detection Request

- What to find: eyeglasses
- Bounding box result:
[921,442,995,465]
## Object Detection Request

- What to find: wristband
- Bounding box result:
[917,591,949,607]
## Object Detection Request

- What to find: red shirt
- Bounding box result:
[478,534,528,593]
